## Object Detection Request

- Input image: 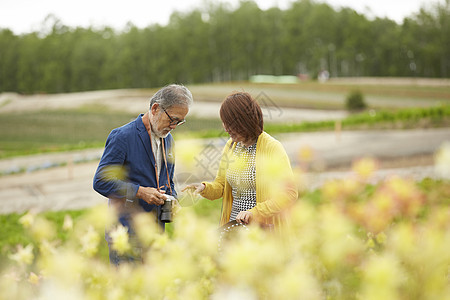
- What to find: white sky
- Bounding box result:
[0,0,444,34]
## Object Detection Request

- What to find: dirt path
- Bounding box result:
[0,128,447,214]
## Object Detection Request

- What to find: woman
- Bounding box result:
[183,92,297,229]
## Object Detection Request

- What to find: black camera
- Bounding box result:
[160,195,175,223]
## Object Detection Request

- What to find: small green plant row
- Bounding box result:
[265,104,450,134]
[176,105,450,139]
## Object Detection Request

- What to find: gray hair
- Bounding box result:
[149,84,193,110]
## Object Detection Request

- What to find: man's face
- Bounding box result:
[150,103,189,138]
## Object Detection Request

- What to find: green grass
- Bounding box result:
[1,105,449,159]
[0,209,110,266]
[0,109,137,158]
[0,199,223,265]
[265,104,450,134]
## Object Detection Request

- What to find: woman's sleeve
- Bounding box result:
[250,142,298,219]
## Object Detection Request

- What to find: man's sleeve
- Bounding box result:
[93,129,139,200]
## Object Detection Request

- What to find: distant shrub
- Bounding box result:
[346,89,367,111]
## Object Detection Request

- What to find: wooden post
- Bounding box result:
[335,120,341,142]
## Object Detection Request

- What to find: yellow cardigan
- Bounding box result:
[201,132,298,228]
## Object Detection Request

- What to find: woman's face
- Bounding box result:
[223,123,246,144]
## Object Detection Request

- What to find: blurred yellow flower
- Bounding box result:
[384,176,424,217]
[360,254,404,300]
[269,260,323,300]
[363,203,393,234]
[133,213,161,247]
[62,214,73,231]
[365,238,376,249]
[259,153,286,185]
[319,206,363,267]
[18,212,35,228]
[80,225,100,257]
[175,139,203,169]
[322,178,362,205]
[372,192,394,215]
[28,272,40,285]
[82,204,115,232]
[388,223,415,257]
[198,256,217,277]
[376,232,387,244]
[102,165,127,181]
[106,286,125,300]
[41,249,86,287]
[387,176,413,198]
[9,244,34,265]
[151,234,169,251]
[297,145,315,162]
[30,216,56,242]
[434,141,450,179]
[352,157,378,180]
[173,210,218,256]
[322,179,340,200]
[341,178,362,196]
[212,284,258,300]
[109,225,131,255]
[39,240,57,258]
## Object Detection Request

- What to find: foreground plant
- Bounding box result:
[1,172,449,299]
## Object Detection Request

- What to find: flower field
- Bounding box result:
[1,149,449,299]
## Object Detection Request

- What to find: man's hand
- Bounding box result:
[181,183,205,193]
[136,186,166,205]
[236,211,253,224]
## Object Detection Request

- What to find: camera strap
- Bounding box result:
[161,140,173,195]
[145,112,173,195]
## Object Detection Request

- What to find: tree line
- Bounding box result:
[0,0,449,94]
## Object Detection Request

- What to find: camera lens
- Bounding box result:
[160,197,173,223]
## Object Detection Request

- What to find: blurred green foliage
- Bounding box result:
[345,89,367,111]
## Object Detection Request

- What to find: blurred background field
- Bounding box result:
[1,80,449,159]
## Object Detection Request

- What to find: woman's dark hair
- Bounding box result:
[219,92,264,143]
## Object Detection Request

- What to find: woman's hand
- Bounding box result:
[181,183,205,193]
[236,211,253,224]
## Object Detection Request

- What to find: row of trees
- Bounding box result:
[0,0,449,94]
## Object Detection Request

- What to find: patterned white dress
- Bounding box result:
[226,142,257,221]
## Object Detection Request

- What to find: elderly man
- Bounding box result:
[93,84,193,265]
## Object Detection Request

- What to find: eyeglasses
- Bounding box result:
[162,107,186,126]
